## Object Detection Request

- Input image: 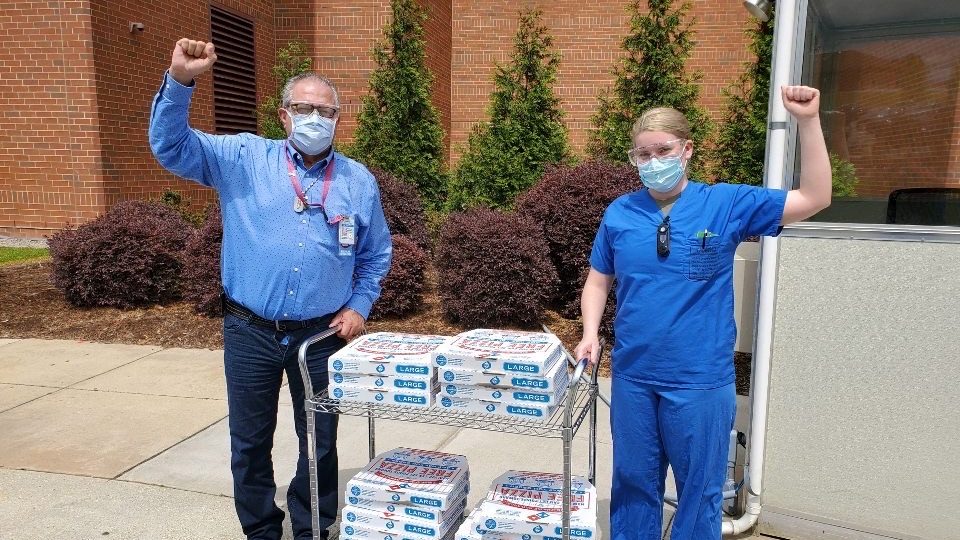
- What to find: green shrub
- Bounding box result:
[447,9,571,211]
[350,0,448,209]
[588,0,713,179]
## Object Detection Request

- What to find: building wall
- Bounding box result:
[449,0,754,163]
[0,1,103,237]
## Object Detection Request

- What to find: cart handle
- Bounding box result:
[297,328,341,402]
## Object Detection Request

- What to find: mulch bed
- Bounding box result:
[0,261,751,394]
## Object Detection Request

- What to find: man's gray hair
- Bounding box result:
[281,73,340,109]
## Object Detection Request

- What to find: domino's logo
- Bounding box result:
[523,535,532,540]
[443,371,455,382]
[375,378,385,387]
[486,403,496,413]
[485,519,497,530]
[348,496,358,504]
[386,521,395,529]
[446,384,457,395]
[333,388,344,399]
[344,525,355,535]
[377,364,386,373]
[332,360,343,371]
[333,373,344,383]
[351,486,361,496]
[482,360,492,369]
[490,376,501,385]
[375,392,384,401]
[391,493,401,502]
[441,397,452,407]
[492,390,502,399]
[435,355,447,366]
[346,512,356,522]
[533,525,543,533]
[387,504,395,512]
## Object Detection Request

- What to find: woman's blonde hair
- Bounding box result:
[631,107,691,140]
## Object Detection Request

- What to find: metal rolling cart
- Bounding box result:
[296,328,608,540]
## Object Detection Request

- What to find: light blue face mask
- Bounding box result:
[289,112,335,156]
[638,153,686,193]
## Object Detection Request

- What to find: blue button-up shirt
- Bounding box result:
[148,73,392,321]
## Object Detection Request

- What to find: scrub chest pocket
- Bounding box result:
[687,236,720,280]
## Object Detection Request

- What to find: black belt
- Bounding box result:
[222,295,333,332]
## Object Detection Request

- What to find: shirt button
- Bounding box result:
[283,313,288,317]
[293,267,299,272]
[301,219,306,224]
[298,242,304,247]
[289,290,294,295]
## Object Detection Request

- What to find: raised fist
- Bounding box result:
[169,39,218,86]
[782,85,820,121]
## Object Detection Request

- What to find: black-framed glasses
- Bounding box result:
[657,216,670,257]
[287,103,339,118]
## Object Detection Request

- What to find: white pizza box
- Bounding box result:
[432,329,563,376]
[345,481,470,523]
[329,382,438,408]
[332,371,438,393]
[439,360,569,405]
[471,471,596,538]
[455,507,564,540]
[437,360,568,392]
[341,496,466,540]
[340,521,459,540]
[436,396,557,421]
[329,332,454,378]
[345,448,470,512]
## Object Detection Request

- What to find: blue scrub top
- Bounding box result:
[590,181,787,388]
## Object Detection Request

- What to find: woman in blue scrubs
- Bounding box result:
[574,86,831,540]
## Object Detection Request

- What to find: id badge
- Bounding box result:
[338,216,355,256]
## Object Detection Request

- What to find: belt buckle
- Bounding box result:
[275,320,285,332]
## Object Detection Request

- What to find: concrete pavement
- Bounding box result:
[0,338,750,539]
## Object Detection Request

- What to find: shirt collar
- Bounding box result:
[285,142,333,172]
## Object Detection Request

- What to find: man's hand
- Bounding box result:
[169,39,217,86]
[330,308,365,341]
[782,85,820,121]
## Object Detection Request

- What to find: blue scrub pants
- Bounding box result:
[223,312,345,540]
[610,376,735,540]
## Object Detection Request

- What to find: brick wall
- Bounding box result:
[0,1,103,237]
[823,36,960,198]
[91,0,276,210]
[450,0,754,164]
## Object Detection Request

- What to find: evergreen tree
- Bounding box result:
[258,40,312,140]
[448,9,571,211]
[711,11,774,185]
[588,0,712,178]
[351,0,448,208]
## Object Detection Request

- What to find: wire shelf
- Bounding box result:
[308,382,598,439]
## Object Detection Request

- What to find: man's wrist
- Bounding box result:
[167,69,194,87]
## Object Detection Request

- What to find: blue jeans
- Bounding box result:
[223,312,345,540]
[610,377,736,540]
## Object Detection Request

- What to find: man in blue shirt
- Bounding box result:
[149,39,392,540]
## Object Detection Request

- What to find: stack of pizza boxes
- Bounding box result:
[433,329,570,421]
[328,332,454,408]
[453,471,597,540]
[340,448,469,540]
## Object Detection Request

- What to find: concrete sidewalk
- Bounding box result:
[0,338,747,539]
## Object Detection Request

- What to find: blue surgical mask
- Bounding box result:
[638,153,686,193]
[289,112,335,156]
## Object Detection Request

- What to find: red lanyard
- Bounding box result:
[285,142,335,209]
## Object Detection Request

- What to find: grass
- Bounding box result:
[0,247,50,266]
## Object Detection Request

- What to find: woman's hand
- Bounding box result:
[782,85,820,121]
[574,334,602,367]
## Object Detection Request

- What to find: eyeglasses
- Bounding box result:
[287,103,339,119]
[657,216,670,257]
[627,138,685,166]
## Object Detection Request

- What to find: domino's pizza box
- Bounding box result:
[436,396,557,421]
[454,507,563,540]
[432,330,563,376]
[472,471,597,539]
[329,332,454,378]
[329,382,438,408]
[331,371,438,394]
[340,522,459,540]
[345,481,470,523]
[437,359,568,392]
[439,360,569,405]
[341,497,466,540]
[345,448,470,512]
